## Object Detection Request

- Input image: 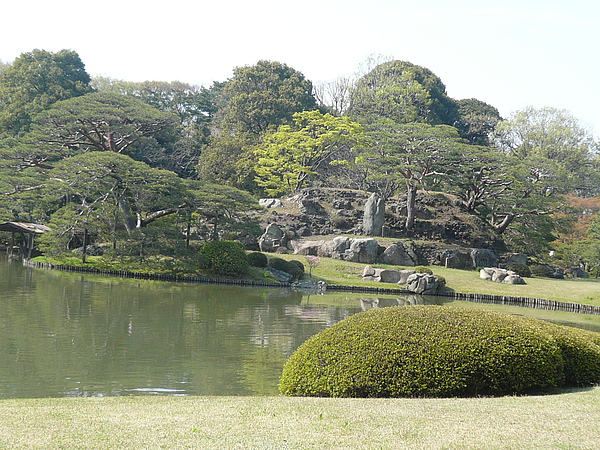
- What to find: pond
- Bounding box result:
[1,256,599,399]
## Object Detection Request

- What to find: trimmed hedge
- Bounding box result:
[198,241,249,276]
[279,306,600,398]
[268,257,305,281]
[247,252,268,268]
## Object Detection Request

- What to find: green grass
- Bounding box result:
[33,252,600,305]
[275,253,600,306]
[0,389,599,449]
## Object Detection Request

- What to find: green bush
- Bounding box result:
[279,306,600,398]
[268,257,290,272]
[247,252,268,268]
[414,266,433,275]
[198,241,249,276]
[286,260,305,281]
[530,264,554,278]
[507,263,532,278]
[268,257,304,281]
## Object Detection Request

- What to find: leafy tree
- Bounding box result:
[216,60,318,135]
[196,131,258,192]
[493,106,597,196]
[187,181,259,241]
[348,60,457,126]
[0,49,92,136]
[50,152,188,229]
[359,120,466,231]
[453,98,502,146]
[3,92,178,173]
[254,111,363,195]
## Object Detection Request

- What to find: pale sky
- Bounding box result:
[2,0,599,137]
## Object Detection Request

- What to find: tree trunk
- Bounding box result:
[405,181,418,232]
[492,213,514,234]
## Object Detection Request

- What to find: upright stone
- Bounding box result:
[362,193,385,236]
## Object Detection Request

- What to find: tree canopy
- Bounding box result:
[0,49,92,137]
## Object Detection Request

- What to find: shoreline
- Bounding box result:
[23,258,600,316]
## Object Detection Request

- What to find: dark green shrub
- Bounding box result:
[286,260,305,281]
[279,306,600,398]
[530,264,554,277]
[507,263,532,278]
[268,257,290,272]
[247,251,268,268]
[268,257,304,281]
[414,266,433,275]
[198,241,249,276]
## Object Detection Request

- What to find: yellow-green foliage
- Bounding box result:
[279,306,600,398]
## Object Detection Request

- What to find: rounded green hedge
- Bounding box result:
[279,305,600,398]
[247,252,268,268]
[198,240,249,276]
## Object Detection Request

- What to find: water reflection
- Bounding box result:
[0,256,598,399]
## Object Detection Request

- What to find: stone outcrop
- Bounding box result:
[379,242,417,266]
[479,267,526,285]
[405,273,441,294]
[362,192,385,236]
[259,198,283,208]
[258,223,286,252]
[362,266,416,284]
[443,248,499,270]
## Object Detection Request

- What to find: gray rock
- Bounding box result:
[406,273,440,294]
[480,267,526,285]
[397,269,416,285]
[380,242,416,266]
[362,192,385,236]
[362,265,376,277]
[444,250,473,270]
[259,198,283,208]
[346,238,379,264]
[258,223,285,252]
[289,240,326,256]
[470,248,499,268]
[264,267,294,283]
[379,269,402,284]
[504,253,527,266]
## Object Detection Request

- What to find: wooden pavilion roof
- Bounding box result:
[0,222,51,234]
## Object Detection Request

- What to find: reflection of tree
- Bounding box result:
[0,262,365,397]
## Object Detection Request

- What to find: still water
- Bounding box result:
[1,257,598,398]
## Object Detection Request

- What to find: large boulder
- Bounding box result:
[289,240,327,256]
[362,192,385,236]
[480,267,526,285]
[444,250,473,270]
[346,238,379,264]
[470,248,498,268]
[406,273,440,294]
[258,223,285,252]
[380,242,416,266]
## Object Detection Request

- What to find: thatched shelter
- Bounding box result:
[0,222,51,259]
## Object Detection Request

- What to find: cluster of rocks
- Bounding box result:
[362,266,441,294]
[479,267,526,285]
[257,187,504,249]
[258,224,509,270]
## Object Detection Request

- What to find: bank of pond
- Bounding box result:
[1,256,599,399]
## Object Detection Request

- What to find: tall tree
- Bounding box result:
[493,106,597,195]
[253,111,363,195]
[44,152,189,235]
[348,60,457,126]
[453,98,502,146]
[0,49,92,136]
[216,60,318,135]
[359,120,466,231]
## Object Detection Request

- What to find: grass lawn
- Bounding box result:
[0,388,599,449]
[273,253,600,306]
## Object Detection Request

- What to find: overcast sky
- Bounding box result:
[2,0,598,137]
